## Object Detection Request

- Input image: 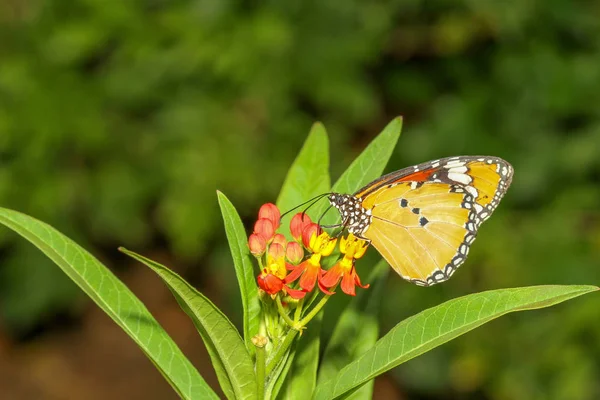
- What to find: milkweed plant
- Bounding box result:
[0,117,596,399]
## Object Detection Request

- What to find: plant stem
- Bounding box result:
[294,297,305,322]
[276,295,297,329]
[299,294,331,326]
[265,329,298,376]
[253,337,267,399]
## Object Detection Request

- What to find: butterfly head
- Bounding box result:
[328,193,371,236]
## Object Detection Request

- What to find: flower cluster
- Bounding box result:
[249,203,370,299]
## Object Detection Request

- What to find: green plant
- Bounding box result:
[0,118,596,399]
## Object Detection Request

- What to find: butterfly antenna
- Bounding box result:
[317,204,332,226]
[317,203,347,241]
[300,193,329,217]
[280,193,330,220]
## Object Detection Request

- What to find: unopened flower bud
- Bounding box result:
[285,241,304,265]
[271,234,287,250]
[258,203,281,230]
[268,243,285,260]
[290,213,312,242]
[302,223,320,249]
[254,218,275,240]
[248,233,267,256]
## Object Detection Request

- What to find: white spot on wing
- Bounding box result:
[465,186,478,197]
[444,160,465,169]
[448,166,468,174]
[448,172,472,185]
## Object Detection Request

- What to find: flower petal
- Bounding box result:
[341,272,356,296]
[257,273,284,295]
[283,261,307,283]
[354,269,370,289]
[285,285,307,299]
[299,262,320,292]
[317,278,335,295]
[320,264,343,288]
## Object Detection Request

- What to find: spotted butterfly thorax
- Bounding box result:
[328,156,513,286]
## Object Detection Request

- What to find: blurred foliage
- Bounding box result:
[1,0,600,399]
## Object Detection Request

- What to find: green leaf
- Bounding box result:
[217,191,262,356]
[333,117,402,194]
[314,285,598,400]
[267,344,296,400]
[276,122,331,233]
[314,117,403,224]
[277,122,331,212]
[120,248,257,400]
[0,208,217,400]
[277,313,323,399]
[317,261,389,399]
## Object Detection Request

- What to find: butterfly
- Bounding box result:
[327,156,513,286]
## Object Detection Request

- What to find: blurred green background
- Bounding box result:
[1,0,600,399]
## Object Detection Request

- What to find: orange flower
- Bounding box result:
[321,234,370,296]
[257,245,306,299]
[257,273,284,295]
[285,231,337,294]
[258,203,281,230]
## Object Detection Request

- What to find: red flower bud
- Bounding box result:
[285,241,304,265]
[268,243,285,260]
[258,203,281,230]
[302,223,320,249]
[290,213,313,242]
[248,233,267,256]
[254,218,275,240]
[271,234,287,250]
[257,273,284,295]
[290,213,313,243]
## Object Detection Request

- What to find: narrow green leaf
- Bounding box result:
[277,313,323,399]
[333,117,402,194]
[120,248,257,400]
[317,261,389,399]
[314,117,403,224]
[0,208,217,400]
[217,191,262,356]
[315,285,598,400]
[267,344,296,400]
[276,122,331,213]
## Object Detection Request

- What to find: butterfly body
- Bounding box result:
[329,156,513,286]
